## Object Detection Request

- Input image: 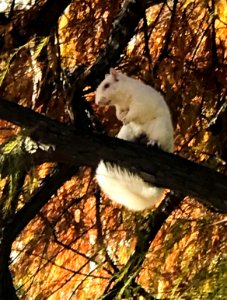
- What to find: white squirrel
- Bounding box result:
[95,69,174,211]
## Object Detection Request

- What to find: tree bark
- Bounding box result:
[0,98,227,213]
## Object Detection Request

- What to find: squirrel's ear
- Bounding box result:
[110,68,119,81]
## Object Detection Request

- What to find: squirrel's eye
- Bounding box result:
[103,83,110,89]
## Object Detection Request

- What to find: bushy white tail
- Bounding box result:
[96,161,164,211]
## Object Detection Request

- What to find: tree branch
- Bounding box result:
[0,98,227,212]
[153,0,178,75]
[78,0,164,87]
[3,0,72,49]
[0,164,78,300]
[101,192,183,299]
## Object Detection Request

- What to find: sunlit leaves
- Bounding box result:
[0,0,226,299]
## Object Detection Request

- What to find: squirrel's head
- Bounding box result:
[95,68,127,106]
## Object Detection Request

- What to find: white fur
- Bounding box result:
[95,69,174,211]
[96,161,163,211]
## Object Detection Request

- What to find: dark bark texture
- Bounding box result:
[0,97,227,212]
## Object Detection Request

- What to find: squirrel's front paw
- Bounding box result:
[118,108,129,123]
[147,139,161,149]
[134,135,161,148]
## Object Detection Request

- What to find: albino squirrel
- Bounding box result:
[95,69,174,211]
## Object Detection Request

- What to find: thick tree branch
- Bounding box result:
[0,98,227,212]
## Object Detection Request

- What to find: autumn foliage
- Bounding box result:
[0,0,226,299]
